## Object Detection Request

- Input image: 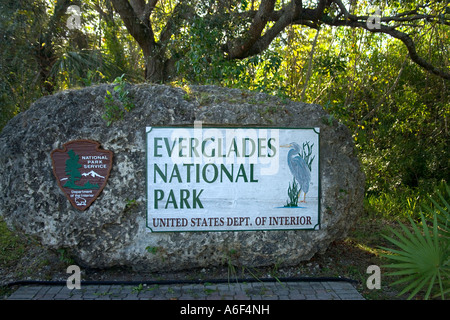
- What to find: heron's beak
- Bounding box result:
[280,144,292,148]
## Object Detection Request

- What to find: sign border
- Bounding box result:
[145,126,320,233]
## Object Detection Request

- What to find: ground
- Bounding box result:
[0,215,407,300]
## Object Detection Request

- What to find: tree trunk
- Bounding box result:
[142,44,173,83]
[110,0,169,83]
[300,29,320,101]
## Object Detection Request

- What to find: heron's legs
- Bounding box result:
[299,192,307,203]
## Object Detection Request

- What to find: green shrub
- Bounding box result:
[102,74,134,126]
[380,183,450,300]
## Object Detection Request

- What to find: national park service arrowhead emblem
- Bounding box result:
[50,140,113,211]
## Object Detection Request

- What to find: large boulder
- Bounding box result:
[0,84,365,271]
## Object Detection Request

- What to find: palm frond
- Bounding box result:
[380,182,450,300]
[50,49,125,87]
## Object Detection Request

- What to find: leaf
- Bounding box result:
[404,274,433,300]
[424,272,437,300]
[380,188,450,300]
[382,227,416,253]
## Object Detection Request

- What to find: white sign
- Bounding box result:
[146,125,320,232]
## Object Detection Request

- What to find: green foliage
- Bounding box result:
[0,0,143,132]
[424,185,450,238]
[102,74,134,126]
[125,198,137,209]
[57,248,74,264]
[299,142,315,171]
[145,246,160,255]
[380,183,450,300]
[103,90,123,126]
[285,177,301,208]
[222,248,240,284]
[132,283,145,293]
[145,245,167,262]
[0,217,26,267]
[174,14,238,85]
[51,50,123,89]
[365,187,423,221]
[0,0,48,131]
[112,74,134,111]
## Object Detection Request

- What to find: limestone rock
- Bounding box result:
[0,84,365,271]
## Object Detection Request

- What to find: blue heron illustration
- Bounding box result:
[281,142,314,203]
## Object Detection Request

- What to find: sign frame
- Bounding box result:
[145,126,320,232]
[51,139,113,211]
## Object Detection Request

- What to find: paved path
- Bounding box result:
[7,280,364,300]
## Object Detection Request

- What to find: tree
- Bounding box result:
[64,149,82,188]
[33,0,79,94]
[110,0,450,83]
[64,149,99,189]
[0,0,49,129]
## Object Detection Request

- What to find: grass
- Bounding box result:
[0,217,65,298]
[284,177,301,207]
[365,180,448,221]
[0,217,26,267]
[0,217,27,297]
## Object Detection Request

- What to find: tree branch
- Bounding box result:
[129,0,145,20]
[110,0,155,56]
[359,58,408,125]
[159,2,195,43]
[315,0,331,19]
[384,27,450,80]
[228,0,306,59]
[325,17,450,80]
[143,0,158,22]
[226,0,276,59]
